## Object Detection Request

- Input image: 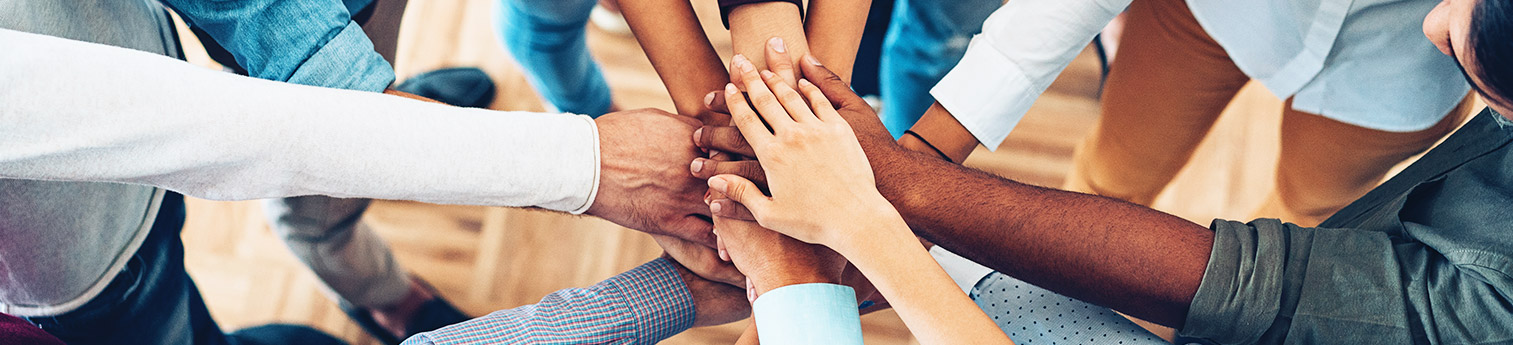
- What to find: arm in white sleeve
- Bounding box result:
[0,29,599,213]
[929,0,1130,150]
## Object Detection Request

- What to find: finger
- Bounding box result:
[691,158,768,191]
[731,55,797,128]
[746,278,756,303]
[671,215,717,247]
[761,69,820,123]
[796,54,869,111]
[723,83,775,148]
[764,37,798,86]
[716,231,731,262]
[797,79,842,123]
[693,126,757,156]
[710,198,758,221]
[702,91,731,125]
[707,174,771,219]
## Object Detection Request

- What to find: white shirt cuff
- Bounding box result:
[569,115,601,215]
[929,39,1039,151]
[929,246,995,294]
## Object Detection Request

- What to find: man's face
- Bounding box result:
[1424,0,1513,118]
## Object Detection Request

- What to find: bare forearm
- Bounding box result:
[869,146,1213,328]
[839,216,1011,345]
[728,2,809,79]
[899,103,980,162]
[620,0,728,116]
[802,0,869,81]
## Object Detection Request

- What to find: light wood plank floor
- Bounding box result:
[174,1,1477,344]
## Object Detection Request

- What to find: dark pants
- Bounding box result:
[24,193,345,345]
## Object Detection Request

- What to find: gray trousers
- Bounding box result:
[265,197,412,308]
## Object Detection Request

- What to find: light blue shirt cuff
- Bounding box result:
[285,21,395,93]
[752,283,862,345]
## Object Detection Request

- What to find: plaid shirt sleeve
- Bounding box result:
[400,258,696,345]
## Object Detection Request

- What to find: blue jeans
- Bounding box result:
[878,0,999,138]
[24,193,345,345]
[496,0,613,117]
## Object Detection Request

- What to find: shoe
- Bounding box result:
[393,67,497,109]
[339,280,469,345]
[228,324,347,345]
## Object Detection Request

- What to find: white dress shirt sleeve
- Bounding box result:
[929,0,1131,150]
[929,246,995,293]
[0,29,600,213]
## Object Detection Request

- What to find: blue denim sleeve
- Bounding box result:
[160,0,394,92]
[751,283,862,345]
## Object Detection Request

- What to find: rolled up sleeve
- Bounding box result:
[161,0,394,92]
[1179,219,1513,344]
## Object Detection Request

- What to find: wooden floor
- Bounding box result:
[173,1,1474,345]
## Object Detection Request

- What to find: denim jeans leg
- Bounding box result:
[878,0,999,138]
[496,0,613,117]
[25,193,344,345]
[23,193,228,345]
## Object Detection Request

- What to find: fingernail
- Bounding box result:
[725,83,739,95]
[691,158,704,174]
[708,177,729,193]
[692,127,703,144]
[858,300,875,310]
[733,55,755,72]
[720,248,731,262]
[704,91,716,106]
[798,79,815,89]
[804,55,822,66]
[760,70,776,80]
[710,199,724,214]
[769,37,786,53]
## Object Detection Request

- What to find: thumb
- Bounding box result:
[796,54,867,111]
[708,175,771,220]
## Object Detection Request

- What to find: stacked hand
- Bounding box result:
[588,109,718,246]
[693,38,1015,345]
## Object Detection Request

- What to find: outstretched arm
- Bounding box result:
[400,258,746,344]
[619,0,728,117]
[707,53,1012,345]
[696,52,1212,328]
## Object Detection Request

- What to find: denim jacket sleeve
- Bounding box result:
[160,0,394,92]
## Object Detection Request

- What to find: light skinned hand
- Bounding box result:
[590,108,717,246]
[707,52,900,249]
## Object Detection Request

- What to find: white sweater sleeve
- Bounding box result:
[0,29,600,213]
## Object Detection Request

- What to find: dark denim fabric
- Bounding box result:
[1180,109,1513,344]
[23,193,344,345]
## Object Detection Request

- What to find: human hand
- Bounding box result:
[652,234,744,286]
[664,254,751,327]
[712,216,845,298]
[705,53,902,248]
[589,108,716,246]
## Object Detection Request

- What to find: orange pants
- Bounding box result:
[1064,0,1472,226]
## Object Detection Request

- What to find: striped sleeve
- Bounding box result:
[400,258,696,345]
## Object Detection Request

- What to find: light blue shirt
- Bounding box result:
[752,283,863,345]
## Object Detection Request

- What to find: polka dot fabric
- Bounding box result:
[969,273,1168,345]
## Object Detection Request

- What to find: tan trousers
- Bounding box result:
[1064,0,1472,227]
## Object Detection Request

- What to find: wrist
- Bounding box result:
[829,208,913,260]
[752,267,835,295]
